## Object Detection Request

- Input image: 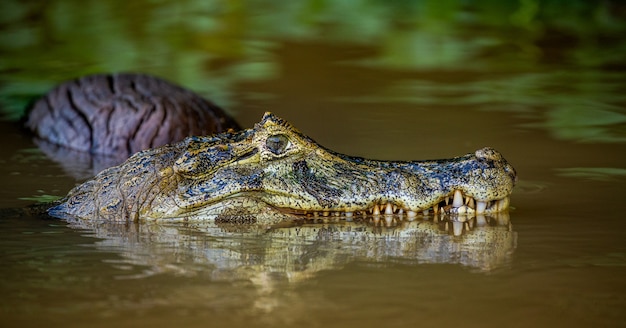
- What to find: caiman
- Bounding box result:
[48,112,517,224]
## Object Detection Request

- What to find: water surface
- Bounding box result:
[1,2,625,327]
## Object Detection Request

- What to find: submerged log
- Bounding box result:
[24,73,240,157]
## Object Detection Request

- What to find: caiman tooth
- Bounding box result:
[453,190,464,208]
[476,201,487,214]
[445,196,450,205]
[494,200,501,212]
[407,210,417,218]
[422,209,429,216]
[345,212,353,217]
[465,196,476,209]
[467,197,475,209]
[385,203,393,215]
[397,208,403,215]
[373,204,380,215]
[495,197,510,212]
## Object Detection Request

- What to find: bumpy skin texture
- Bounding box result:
[24,73,240,156]
[48,113,517,223]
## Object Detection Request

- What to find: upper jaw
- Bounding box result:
[268,164,515,218]
[267,148,516,218]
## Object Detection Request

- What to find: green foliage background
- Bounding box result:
[0,0,624,142]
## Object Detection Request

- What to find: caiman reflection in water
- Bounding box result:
[68,212,515,286]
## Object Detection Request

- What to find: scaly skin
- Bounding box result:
[48,112,517,223]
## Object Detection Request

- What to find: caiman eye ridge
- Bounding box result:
[280,189,510,219]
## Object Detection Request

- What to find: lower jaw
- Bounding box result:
[290,209,512,238]
[309,211,511,232]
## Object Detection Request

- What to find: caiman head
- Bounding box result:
[49,112,517,223]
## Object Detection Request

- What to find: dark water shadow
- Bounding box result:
[33,138,128,180]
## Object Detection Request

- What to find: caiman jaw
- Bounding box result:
[279,189,510,218]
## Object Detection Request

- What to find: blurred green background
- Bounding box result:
[0,0,625,142]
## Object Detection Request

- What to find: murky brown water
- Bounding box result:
[1,2,626,327]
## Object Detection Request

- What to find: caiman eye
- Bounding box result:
[266,134,289,155]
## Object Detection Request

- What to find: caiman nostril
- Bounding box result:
[475,147,503,161]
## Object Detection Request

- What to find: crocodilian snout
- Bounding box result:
[269,147,516,219]
[440,147,516,216]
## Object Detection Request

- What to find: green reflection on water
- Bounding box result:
[555,167,626,181]
[0,0,624,143]
[337,70,626,143]
[18,194,61,203]
[540,103,626,143]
